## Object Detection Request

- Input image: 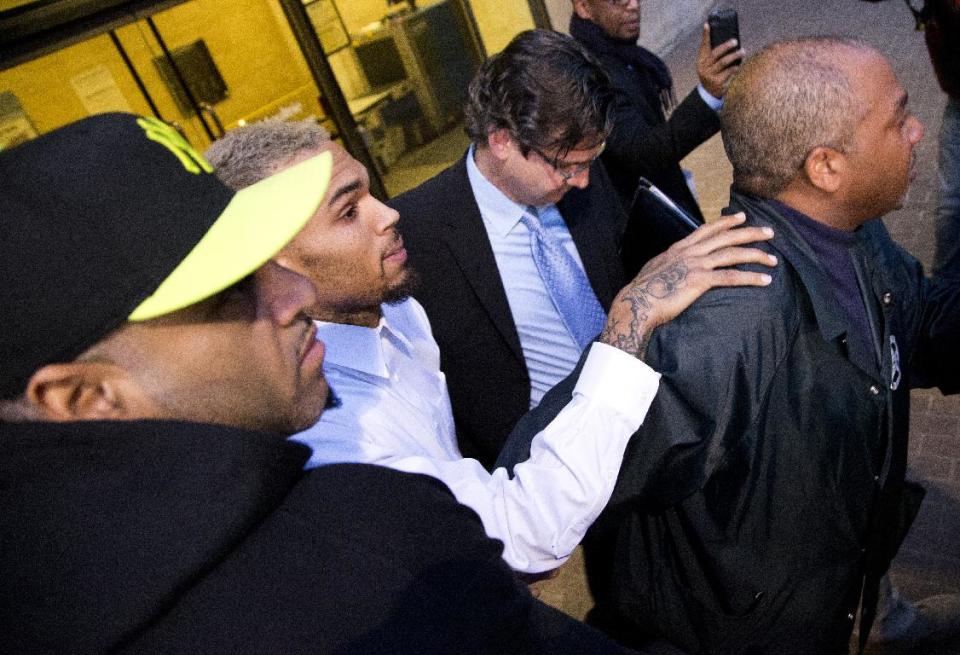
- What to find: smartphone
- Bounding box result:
[708,8,741,50]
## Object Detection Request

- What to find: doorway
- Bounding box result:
[1,0,332,151]
[0,0,548,196]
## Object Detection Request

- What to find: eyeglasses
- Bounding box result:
[528,141,606,182]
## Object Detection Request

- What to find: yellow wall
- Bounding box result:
[468,0,535,54]
[141,0,324,132]
[0,0,539,151]
[0,0,325,148]
[333,0,387,34]
[332,0,540,58]
[0,34,154,136]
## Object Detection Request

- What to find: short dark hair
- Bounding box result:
[206,120,331,190]
[464,29,614,158]
[721,36,875,197]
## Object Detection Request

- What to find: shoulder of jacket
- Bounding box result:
[655,257,804,344]
[300,463,457,516]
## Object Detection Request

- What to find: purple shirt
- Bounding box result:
[771,200,878,374]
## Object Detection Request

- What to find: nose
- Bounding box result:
[905,115,924,145]
[256,260,318,325]
[373,197,401,233]
[566,167,591,190]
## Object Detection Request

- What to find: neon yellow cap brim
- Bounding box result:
[128,150,333,321]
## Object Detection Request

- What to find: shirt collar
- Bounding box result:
[313,305,412,379]
[465,144,531,238]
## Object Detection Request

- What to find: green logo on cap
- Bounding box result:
[137,117,213,174]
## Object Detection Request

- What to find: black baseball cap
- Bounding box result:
[0,112,332,398]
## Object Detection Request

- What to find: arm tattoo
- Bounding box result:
[600,261,689,359]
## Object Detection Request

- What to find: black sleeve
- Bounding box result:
[608,283,792,508]
[500,279,791,510]
[865,219,960,394]
[907,273,960,393]
[603,85,720,187]
[122,464,634,654]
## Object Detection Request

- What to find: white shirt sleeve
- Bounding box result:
[374,342,660,573]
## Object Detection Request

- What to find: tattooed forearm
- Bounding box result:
[600,261,689,360]
[599,300,652,358]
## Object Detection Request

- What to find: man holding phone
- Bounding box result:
[570,0,744,275]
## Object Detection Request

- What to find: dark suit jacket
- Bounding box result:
[2,419,635,654]
[576,39,720,276]
[390,155,628,469]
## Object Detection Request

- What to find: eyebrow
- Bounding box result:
[895,91,908,115]
[325,179,363,208]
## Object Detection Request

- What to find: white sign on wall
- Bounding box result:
[70,65,132,116]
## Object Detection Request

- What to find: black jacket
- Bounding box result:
[571,22,719,216]
[391,154,628,469]
[925,0,960,99]
[501,193,960,654]
[0,419,632,654]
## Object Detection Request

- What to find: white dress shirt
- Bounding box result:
[466,146,588,407]
[292,297,661,573]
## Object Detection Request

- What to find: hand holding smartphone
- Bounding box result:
[708,8,742,67]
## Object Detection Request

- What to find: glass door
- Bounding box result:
[0,0,550,193]
[306,0,544,196]
[1,31,156,151]
[0,0,334,153]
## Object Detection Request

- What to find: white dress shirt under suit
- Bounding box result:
[292,298,660,574]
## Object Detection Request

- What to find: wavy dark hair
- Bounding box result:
[464,29,614,159]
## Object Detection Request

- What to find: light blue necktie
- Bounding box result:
[520,206,606,350]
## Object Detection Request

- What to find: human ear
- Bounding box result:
[572,0,593,21]
[487,129,516,162]
[803,146,845,194]
[24,362,131,421]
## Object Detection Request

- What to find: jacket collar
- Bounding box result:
[730,190,856,342]
[569,12,675,110]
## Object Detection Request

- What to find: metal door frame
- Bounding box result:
[526,0,553,29]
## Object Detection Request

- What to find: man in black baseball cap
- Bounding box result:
[0,113,635,653]
[1,113,333,423]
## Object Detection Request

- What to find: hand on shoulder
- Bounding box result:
[600,213,776,359]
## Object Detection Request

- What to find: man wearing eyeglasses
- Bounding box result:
[570,0,743,274]
[390,29,639,472]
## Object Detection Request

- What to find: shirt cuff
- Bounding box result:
[572,342,661,427]
[697,83,724,111]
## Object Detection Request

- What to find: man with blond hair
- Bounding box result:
[206,117,777,578]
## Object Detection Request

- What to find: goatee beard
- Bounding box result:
[382,266,420,306]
